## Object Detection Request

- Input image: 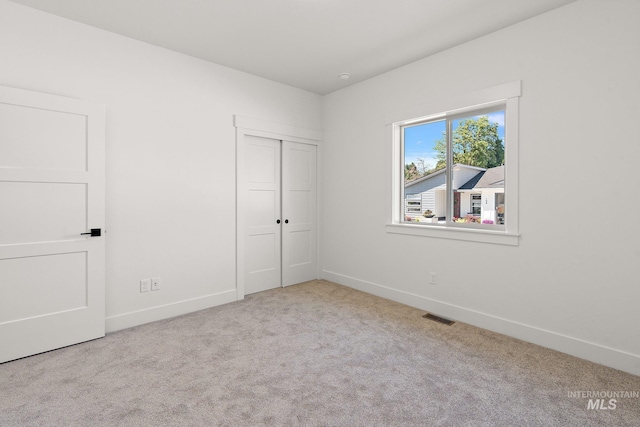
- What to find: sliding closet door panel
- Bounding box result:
[281,141,317,287]
[244,136,281,294]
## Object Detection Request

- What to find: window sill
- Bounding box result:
[385,223,519,246]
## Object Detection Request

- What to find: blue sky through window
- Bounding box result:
[404,111,505,175]
[404,120,445,173]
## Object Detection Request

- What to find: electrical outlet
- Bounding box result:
[430,272,437,285]
[140,279,151,293]
[151,277,160,291]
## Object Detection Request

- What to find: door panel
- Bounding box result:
[287,191,311,222]
[0,85,105,364]
[0,182,87,244]
[287,230,311,266]
[0,252,87,323]
[246,234,278,273]
[0,102,87,171]
[247,191,277,225]
[281,141,317,287]
[247,144,277,183]
[244,136,281,294]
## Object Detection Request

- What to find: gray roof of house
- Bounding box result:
[405,164,485,188]
[459,165,504,189]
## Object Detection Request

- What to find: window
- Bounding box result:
[386,81,521,245]
[405,197,422,214]
[401,106,505,227]
[471,194,482,216]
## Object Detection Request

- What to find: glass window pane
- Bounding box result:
[403,120,446,222]
[451,110,505,225]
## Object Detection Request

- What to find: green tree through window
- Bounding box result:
[434,115,504,170]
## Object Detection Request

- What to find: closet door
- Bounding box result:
[244,136,282,294]
[241,136,318,295]
[281,141,317,286]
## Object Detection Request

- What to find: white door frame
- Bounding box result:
[234,115,322,300]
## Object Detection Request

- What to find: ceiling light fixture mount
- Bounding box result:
[339,72,351,81]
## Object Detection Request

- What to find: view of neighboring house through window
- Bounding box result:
[402,107,506,227]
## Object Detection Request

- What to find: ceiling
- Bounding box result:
[8,0,577,94]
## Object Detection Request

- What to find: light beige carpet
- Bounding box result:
[1,280,639,426]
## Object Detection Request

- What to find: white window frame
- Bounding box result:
[386,81,521,246]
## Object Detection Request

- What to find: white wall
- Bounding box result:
[0,0,322,330]
[321,0,640,375]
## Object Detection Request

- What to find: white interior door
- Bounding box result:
[243,136,282,295]
[0,85,105,363]
[281,141,317,287]
[240,135,318,295]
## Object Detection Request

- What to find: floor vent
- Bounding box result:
[422,313,455,326]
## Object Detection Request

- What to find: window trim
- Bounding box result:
[386,81,521,246]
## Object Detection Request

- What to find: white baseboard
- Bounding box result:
[322,270,640,377]
[105,289,238,333]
